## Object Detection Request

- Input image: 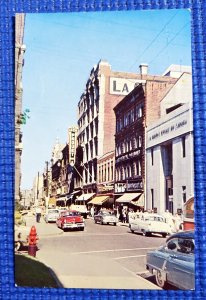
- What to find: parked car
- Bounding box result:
[94,210,118,226]
[14,224,30,251]
[56,210,85,231]
[44,209,59,223]
[146,230,194,289]
[129,213,171,237]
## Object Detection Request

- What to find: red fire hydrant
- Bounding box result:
[28,226,39,257]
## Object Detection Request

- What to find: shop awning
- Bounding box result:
[131,193,144,207]
[48,198,56,205]
[88,195,110,205]
[116,193,142,204]
[71,190,81,195]
[77,193,96,201]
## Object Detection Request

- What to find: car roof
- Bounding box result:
[167,230,194,242]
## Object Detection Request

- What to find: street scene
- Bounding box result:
[15,10,194,290]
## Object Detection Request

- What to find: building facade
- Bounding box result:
[15,14,26,203]
[76,60,154,193]
[97,150,115,194]
[146,72,193,215]
[113,66,178,208]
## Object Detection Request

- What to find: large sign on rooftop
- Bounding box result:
[110,77,145,96]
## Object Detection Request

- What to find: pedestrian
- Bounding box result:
[90,205,94,218]
[35,206,42,223]
[122,208,127,223]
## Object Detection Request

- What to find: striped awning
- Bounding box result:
[131,193,144,207]
[116,193,142,204]
[88,195,110,205]
[77,193,96,201]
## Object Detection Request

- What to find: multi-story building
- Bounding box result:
[146,71,193,215]
[97,150,115,194]
[76,60,154,194]
[15,14,26,203]
[113,65,179,209]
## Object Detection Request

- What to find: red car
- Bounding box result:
[56,210,85,231]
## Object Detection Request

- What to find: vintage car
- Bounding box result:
[146,230,194,289]
[129,213,171,237]
[44,208,59,223]
[94,210,118,226]
[56,210,85,231]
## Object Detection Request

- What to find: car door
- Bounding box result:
[168,238,195,290]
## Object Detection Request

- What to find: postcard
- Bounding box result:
[14,7,195,294]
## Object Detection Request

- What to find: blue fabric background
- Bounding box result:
[0,0,205,299]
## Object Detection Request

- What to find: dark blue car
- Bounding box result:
[146,230,194,289]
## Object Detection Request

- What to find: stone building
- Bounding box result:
[146,71,193,215]
[15,13,26,203]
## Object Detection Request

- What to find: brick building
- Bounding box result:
[114,65,178,209]
[76,60,151,194]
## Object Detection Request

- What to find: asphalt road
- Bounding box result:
[28,216,173,289]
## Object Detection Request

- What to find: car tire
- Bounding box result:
[155,270,166,288]
[114,223,116,226]
[94,219,97,224]
[142,230,148,237]
[80,227,84,231]
[162,233,167,238]
[15,241,22,251]
[129,225,134,233]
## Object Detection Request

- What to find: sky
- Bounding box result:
[21,9,192,190]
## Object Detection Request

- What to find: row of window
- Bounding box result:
[115,161,142,181]
[116,105,143,132]
[116,136,142,156]
[98,162,114,183]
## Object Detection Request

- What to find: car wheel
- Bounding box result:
[94,219,97,224]
[80,227,84,231]
[162,233,167,238]
[129,225,134,233]
[142,230,148,236]
[114,223,116,226]
[15,241,22,251]
[155,270,166,288]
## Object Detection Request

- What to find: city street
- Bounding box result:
[24,215,174,290]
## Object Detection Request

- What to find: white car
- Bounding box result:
[129,213,171,237]
[44,209,59,223]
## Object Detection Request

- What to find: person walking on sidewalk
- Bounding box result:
[35,206,42,223]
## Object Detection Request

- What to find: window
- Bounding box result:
[151,189,154,209]
[151,148,154,165]
[182,186,186,203]
[182,136,186,157]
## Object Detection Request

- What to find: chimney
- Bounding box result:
[139,63,148,75]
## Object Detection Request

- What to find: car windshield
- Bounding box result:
[102,212,114,216]
[63,211,80,217]
[146,216,164,222]
[48,210,59,214]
